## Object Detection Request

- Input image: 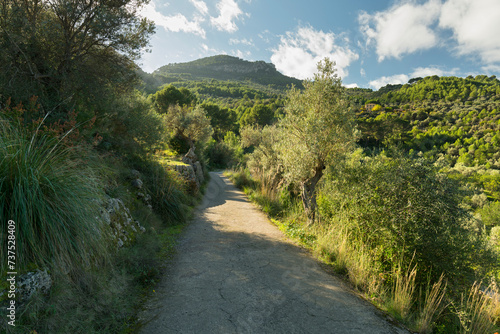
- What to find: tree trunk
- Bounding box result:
[300,165,324,225]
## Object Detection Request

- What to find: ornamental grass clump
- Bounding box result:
[0,118,109,271]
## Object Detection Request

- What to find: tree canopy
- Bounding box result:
[276,58,358,223]
[0,0,154,113]
[164,104,213,151]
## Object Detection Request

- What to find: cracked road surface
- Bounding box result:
[139,172,408,334]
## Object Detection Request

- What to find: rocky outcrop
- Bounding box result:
[130,169,152,210]
[175,148,205,193]
[99,197,146,248]
[210,60,275,74]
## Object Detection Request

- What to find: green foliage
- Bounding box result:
[204,131,244,169]
[276,58,358,222]
[151,85,197,111]
[239,103,275,127]
[478,201,500,227]
[1,204,185,334]
[201,102,238,140]
[0,118,109,271]
[98,91,168,156]
[163,104,213,150]
[149,55,303,90]
[241,125,283,190]
[224,168,256,190]
[319,151,495,285]
[133,158,192,225]
[353,76,500,172]
[278,59,357,184]
[0,0,154,113]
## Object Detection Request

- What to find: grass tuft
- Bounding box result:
[415,273,448,334]
[457,282,497,334]
[0,118,109,271]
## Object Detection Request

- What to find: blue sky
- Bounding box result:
[138,0,500,90]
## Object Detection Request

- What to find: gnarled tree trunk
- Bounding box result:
[300,165,324,225]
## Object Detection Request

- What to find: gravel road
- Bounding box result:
[139,171,408,334]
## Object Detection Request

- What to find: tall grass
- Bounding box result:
[137,158,192,225]
[457,282,497,334]
[0,118,109,270]
[388,261,417,321]
[314,225,380,293]
[415,274,448,333]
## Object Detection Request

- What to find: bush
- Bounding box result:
[98,92,167,156]
[318,151,495,285]
[0,118,109,271]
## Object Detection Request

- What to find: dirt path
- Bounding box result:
[139,172,408,333]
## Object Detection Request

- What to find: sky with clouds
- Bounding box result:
[138,0,500,90]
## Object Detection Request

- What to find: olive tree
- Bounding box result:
[276,58,358,223]
[241,125,283,189]
[164,104,213,152]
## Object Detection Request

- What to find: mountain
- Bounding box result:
[139,55,303,94]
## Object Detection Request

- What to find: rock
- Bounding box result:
[131,178,143,189]
[99,206,111,225]
[98,198,147,248]
[182,147,198,165]
[194,161,204,185]
[17,269,52,301]
[131,169,141,179]
[174,164,199,193]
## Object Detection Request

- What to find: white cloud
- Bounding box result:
[369,66,460,90]
[229,38,254,46]
[439,0,500,64]
[481,65,500,75]
[345,83,359,88]
[200,43,226,56]
[211,0,244,33]
[411,66,459,78]
[369,74,409,90]
[258,30,272,44]
[270,26,359,80]
[189,0,209,16]
[359,0,441,61]
[360,0,500,66]
[232,49,252,59]
[140,2,206,38]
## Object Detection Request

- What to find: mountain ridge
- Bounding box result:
[141,55,303,93]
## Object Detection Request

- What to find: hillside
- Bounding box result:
[347,75,500,167]
[345,75,500,204]
[139,55,303,94]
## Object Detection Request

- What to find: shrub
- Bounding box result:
[0,118,109,271]
[205,139,238,169]
[319,151,495,286]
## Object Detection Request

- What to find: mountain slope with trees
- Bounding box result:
[140,55,303,93]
